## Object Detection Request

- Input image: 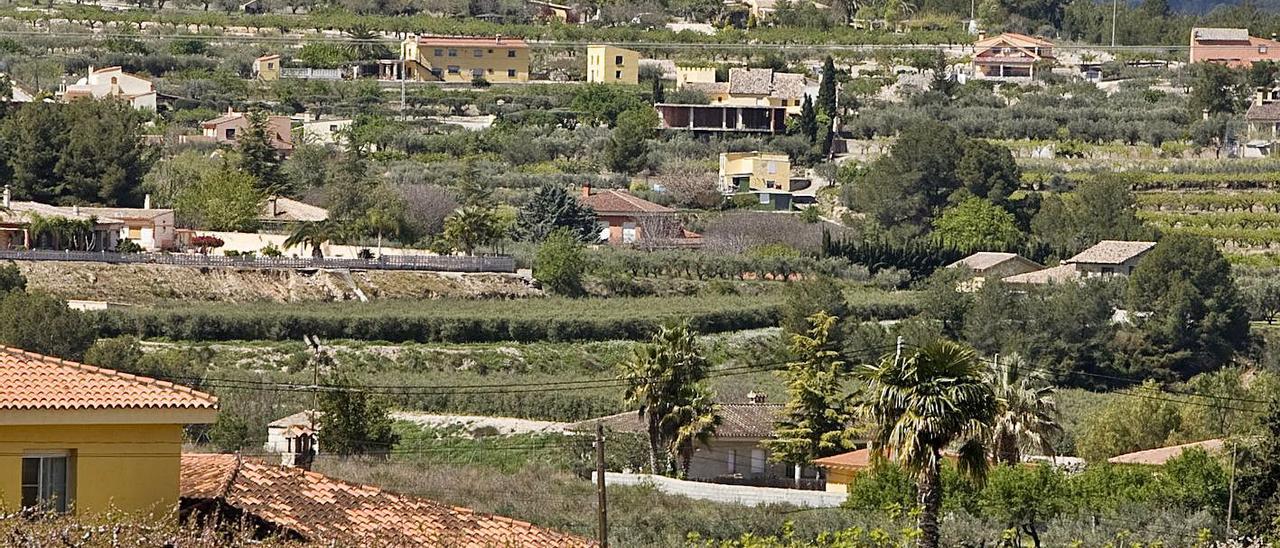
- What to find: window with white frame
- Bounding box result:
[22,453,71,513]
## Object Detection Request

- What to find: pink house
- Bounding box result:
[1190,28,1280,68]
[579,186,700,247]
[201,111,294,152]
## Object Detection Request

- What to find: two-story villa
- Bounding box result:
[398,35,530,83]
[0,346,217,516]
[586,44,640,85]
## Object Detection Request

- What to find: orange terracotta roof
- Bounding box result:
[181,454,593,547]
[975,32,1054,48]
[1107,439,1225,465]
[813,448,873,471]
[581,189,674,215]
[415,35,530,48]
[0,346,218,411]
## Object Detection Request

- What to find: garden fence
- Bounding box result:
[0,250,516,273]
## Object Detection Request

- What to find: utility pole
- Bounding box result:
[1227,439,1238,535]
[893,336,904,367]
[595,423,609,548]
[1110,0,1118,48]
[400,59,407,122]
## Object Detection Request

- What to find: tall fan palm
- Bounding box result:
[989,354,1062,465]
[618,320,715,475]
[859,340,997,548]
[665,384,721,478]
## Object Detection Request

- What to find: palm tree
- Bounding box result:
[988,354,1062,466]
[359,207,400,258]
[618,320,715,475]
[441,206,501,256]
[665,384,721,478]
[859,340,998,548]
[284,220,342,259]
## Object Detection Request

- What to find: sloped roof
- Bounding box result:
[1107,439,1225,465]
[1248,102,1280,121]
[202,113,245,127]
[268,409,320,429]
[975,32,1054,48]
[728,68,775,95]
[260,197,330,223]
[0,201,126,226]
[1064,240,1157,265]
[1192,27,1250,42]
[682,81,730,95]
[1000,263,1079,285]
[769,72,806,100]
[180,454,591,547]
[78,207,173,221]
[813,448,873,471]
[0,346,218,411]
[570,403,783,439]
[947,252,1041,272]
[726,68,807,99]
[580,189,673,215]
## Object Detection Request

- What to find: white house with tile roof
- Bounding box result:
[63,66,156,110]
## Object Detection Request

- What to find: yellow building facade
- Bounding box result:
[0,347,218,517]
[586,45,640,85]
[719,151,793,192]
[401,35,530,83]
[253,54,281,81]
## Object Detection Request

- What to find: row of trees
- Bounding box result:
[617,311,1062,548]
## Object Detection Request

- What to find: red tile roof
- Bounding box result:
[181,454,593,547]
[0,346,218,411]
[415,35,530,48]
[1107,439,1225,465]
[580,189,674,215]
[813,448,873,471]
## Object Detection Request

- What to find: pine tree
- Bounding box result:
[817,56,838,118]
[237,110,288,194]
[765,312,857,467]
[516,184,598,243]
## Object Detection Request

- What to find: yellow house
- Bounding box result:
[719,151,793,192]
[400,35,530,83]
[253,54,281,81]
[0,346,218,516]
[586,45,640,85]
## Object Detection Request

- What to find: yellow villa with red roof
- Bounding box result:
[0,346,218,516]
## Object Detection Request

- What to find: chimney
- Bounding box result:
[281,411,318,470]
[268,197,278,217]
[143,194,152,210]
[746,391,767,404]
[978,30,986,41]
[581,184,591,199]
[495,33,503,44]
[2,185,9,208]
[72,204,80,216]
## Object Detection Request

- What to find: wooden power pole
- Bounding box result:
[595,422,609,548]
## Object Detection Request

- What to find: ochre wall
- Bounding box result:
[0,424,184,517]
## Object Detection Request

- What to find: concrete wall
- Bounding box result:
[0,424,184,517]
[192,230,440,258]
[676,66,716,86]
[587,45,640,85]
[599,472,846,508]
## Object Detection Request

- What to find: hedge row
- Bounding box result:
[93,291,921,343]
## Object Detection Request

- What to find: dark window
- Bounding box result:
[507,50,516,58]
[447,65,460,74]
[507,69,516,77]
[224,128,236,140]
[448,49,457,57]
[433,48,443,56]
[614,55,623,65]
[22,455,69,513]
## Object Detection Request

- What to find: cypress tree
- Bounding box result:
[652,77,666,103]
[798,94,818,143]
[817,56,837,117]
[237,110,288,195]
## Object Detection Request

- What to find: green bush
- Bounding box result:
[0,292,96,359]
